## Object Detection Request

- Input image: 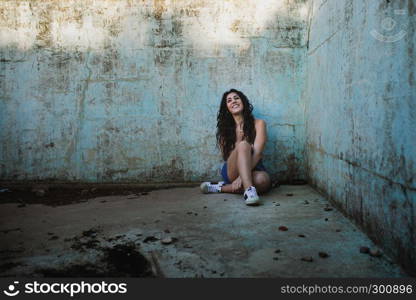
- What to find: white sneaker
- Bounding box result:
[200,181,224,194]
[244,186,260,206]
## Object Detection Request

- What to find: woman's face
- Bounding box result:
[226,92,244,115]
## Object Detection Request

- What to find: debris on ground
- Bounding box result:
[33,189,46,197]
[298,234,306,238]
[82,228,99,238]
[0,186,156,206]
[0,262,23,273]
[143,236,159,243]
[278,226,288,231]
[0,228,22,234]
[286,193,294,196]
[38,242,155,277]
[80,189,89,196]
[369,249,383,257]
[161,237,177,245]
[318,252,329,258]
[359,246,370,254]
[17,199,26,208]
[301,256,313,262]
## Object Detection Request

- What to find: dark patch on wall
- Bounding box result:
[171,18,183,37]
[102,48,120,74]
[283,154,300,183]
[150,157,185,181]
[154,49,172,65]
[230,20,241,33]
[178,7,200,17]
[107,20,123,37]
[35,5,53,48]
[153,0,167,20]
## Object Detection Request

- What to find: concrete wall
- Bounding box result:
[0,0,309,183]
[305,0,415,273]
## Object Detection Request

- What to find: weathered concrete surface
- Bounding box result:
[304,0,415,274]
[0,0,309,183]
[0,185,406,277]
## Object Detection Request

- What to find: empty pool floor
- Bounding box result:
[0,185,407,277]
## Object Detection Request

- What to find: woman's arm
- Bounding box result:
[251,119,267,169]
[230,119,267,192]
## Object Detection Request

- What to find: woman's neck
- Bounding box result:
[233,114,244,127]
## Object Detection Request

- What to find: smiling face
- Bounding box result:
[226,92,244,115]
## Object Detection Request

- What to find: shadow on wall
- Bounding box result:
[0,0,310,183]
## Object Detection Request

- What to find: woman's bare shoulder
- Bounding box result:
[254,118,266,127]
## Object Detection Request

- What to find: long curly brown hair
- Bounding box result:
[216,89,256,161]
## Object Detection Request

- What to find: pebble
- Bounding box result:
[369,248,382,257]
[298,234,306,238]
[278,226,288,231]
[286,193,294,196]
[161,237,173,245]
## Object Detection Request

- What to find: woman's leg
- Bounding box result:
[221,171,271,194]
[220,184,244,194]
[226,141,253,190]
[252,171,271,194]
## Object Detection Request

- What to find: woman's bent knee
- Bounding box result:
[236,140,251,152]
[253,172,271,193]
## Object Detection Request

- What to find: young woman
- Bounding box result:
[200,89,272,205]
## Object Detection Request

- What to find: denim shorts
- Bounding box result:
[221,160,267,184]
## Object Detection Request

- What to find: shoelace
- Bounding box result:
[245,187,257,197]
[208,184,219,193]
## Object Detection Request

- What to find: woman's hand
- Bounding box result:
[231,176,243,192]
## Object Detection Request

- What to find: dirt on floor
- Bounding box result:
[0,183,195,206]
[0,183,408,278]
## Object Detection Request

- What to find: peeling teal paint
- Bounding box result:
[305,0,415,274]
[0,0,309,182]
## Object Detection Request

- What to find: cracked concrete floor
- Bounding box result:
[0,184,407,277]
